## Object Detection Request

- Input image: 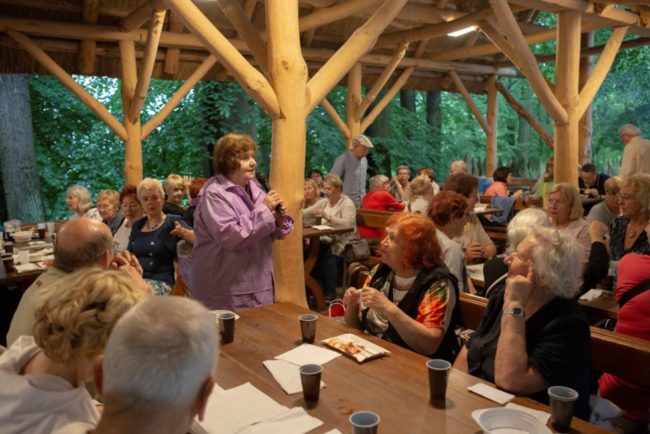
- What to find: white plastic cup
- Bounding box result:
[350,411,380,434]
[18,249,30,265]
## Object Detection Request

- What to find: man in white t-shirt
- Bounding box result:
[619,123,650,177]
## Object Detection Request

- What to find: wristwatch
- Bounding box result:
[503,306,524,318]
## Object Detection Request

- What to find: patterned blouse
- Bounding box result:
[609,216,650,261]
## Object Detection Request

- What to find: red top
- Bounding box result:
[358,191,404,239]
[484,181,508,197]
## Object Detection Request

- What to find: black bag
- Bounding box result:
[343,238,370,262]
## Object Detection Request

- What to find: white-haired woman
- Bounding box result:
[0,268,145,434]
[128,178,193,296]
[407,175,434,214]
[65,184,101,221]
[546,182,591,261]
[304,173,356,300]
[454,227,591,420]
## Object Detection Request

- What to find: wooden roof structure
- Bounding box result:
[1,0,649,306]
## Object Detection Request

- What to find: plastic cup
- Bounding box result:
[2,254,16,273]
[299,363,322,407]
[46,221,55,236]
[37,223,46,239]
[349,411,380,434]
[218,312,236,344]
[18,249,30,265]
[3,242,14,254]
[427,359,451,402]
[299,313,318,344]
[548,386,579,433]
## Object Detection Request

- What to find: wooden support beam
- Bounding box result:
[267,0,309,307]
[244,0,256,18]
[554,10,582,186]
[377,8,491,48]
[163,11,183,77]
[479,20,524,67]
[486,75,498,176]
[356,41,408,121]
[128,7,166,122]
[496,80,553,148]
[6,30,126,140]
[119,39,143,184]
[346,63,362,148]
[162,0,281,119]
[120,0,165,31]
[306,0,407,113]
[320,98,350,139]
[78,0,98,75]
[299,0,381,32]
[578,31,593,164]
[490,0,568,124]
[217,0,268,72]
[449,70,490,135]
[142,55,218,140]
[576,26,627,120]
[361,67,414,133]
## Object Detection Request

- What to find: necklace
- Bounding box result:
[145,214,166,231]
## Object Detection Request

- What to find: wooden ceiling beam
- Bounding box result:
[163,11,183,77]
[78,0,98,75]
[496,80,553,148]
[121,0,165,31]
[449,70,490,135]
[360,67,413,133]
[217,0,268,73]
[299,0,381,32]
[319,97,350,138]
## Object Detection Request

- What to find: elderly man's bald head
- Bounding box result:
[54,218,113,272]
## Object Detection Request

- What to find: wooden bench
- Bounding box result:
[355,209,395,268]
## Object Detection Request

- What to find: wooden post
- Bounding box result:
[553,10,581,187]
[578,32,593,164]
[449,70,490,135]
[78,0,98,75]
[346,63,362,148]
[486,75,498,176]
[267,0,309,306]
[119,40,144,184]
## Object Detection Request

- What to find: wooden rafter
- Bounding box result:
[306,0,408,113]
[128,6,166,122]
[346,63,362,146]
[6,30,127,140]
[299,0,381,32]
[163,11,183,77]
[479,20,524,67]
[496,80,554,148]
[142,55,218,139]
[217,0,268,72]
[489,0,568,124]
[120,0,165,31]
[486,75,497,176]
[361,67,414,133]
[161,0,281,119]
[320,98,350,139]
[78,0,98,75]
[449,70,490,135]
[119,39,143,184]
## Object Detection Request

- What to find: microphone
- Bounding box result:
[257,174,286,214]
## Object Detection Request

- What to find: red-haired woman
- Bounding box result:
[112,184,143,252]
[343,213,460,361]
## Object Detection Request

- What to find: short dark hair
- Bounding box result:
[308,168,323,178]
[119,184,139,203]
[492,167,511,183]
[212,133,257,175]
[580,163,596,174]
[443,173,479,198]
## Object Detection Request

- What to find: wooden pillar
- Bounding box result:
[346,63,362,148]
[119,40,144,184]
[578,32,594,164]
[267,0,309,306]
[486,75,498,176]
[553,11,581,186]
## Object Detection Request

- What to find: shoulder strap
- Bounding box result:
[618,279,650,308]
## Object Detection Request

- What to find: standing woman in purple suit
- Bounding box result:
[191,133,295,311]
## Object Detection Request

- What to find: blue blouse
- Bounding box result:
[128,215,187,285]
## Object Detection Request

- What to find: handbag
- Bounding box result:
[343,238,371,262]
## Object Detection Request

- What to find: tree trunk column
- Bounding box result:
[267,0,309,306]
[578,32,594,165]
[486,75,498,176]
[554,11,581,186]
[346,63,362,149]
[119,40,143,185]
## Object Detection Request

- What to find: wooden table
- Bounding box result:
[302,225,354,311]
[216,302,607,433]
[579,292,619,321]
[473,206,504,216]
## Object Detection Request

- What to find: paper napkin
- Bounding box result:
[468,383,515,404]
[263,359,325,395]
[275,343,341,366]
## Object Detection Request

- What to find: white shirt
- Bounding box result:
[436,230,466,293]
[0,337,100,434]
[112,218,132,252]
[620,136,650,177]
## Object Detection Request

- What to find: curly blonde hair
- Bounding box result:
[33,267,145,364]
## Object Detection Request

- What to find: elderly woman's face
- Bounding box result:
[140,188,163,216]
[505,237,535,278]
[380,226,405,271]
[166,182,185,205]
[122,195,143,220]
[324,180,341,200]
[66,194,80,212]
[547,192,571,224]
[97,198,117,220]
[229,150,257,186]
[618,185,643,217]
[304,182,316,200]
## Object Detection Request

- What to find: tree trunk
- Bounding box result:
[426,90,442,162]
[367,90,392,177]
[399,89,416,112]
[0,75,45,223]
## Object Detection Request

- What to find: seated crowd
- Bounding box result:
[3,131,650,432]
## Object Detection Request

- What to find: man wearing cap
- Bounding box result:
[619,124,650,177]
[330,134,373,207]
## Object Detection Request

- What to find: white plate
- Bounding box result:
[472,408,551,434]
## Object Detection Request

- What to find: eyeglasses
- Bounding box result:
[617,194,635,201]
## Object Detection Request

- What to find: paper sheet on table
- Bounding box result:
[324,430,343,434]
[312,225,334,231]
[195,382,289,434]
[505,402,550,425]
[466,263,484,279]
[263,359,326,395]
[237,407,323,434]
[468,383,515,404]
[275,344,341,366]
[14,263,41,273]
[579,288,604,302]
